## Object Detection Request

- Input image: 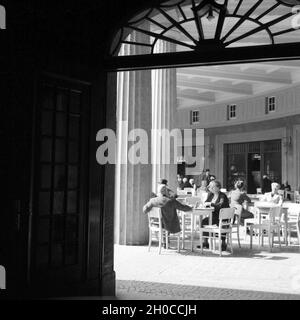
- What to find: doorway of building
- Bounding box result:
[248,153,261,194]
[224,140,282,193]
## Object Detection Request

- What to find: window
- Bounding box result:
[191,110,199,124]
[266,96,276,114]
[227,104,237,120]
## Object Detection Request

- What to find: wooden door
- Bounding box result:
[30,75,90,295]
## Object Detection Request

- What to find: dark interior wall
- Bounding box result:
[1,0,162,298]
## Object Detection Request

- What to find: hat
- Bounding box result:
[158,179,168,185]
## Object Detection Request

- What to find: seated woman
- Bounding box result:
[230,180,254,226]
[199,180,230,251]
[260,182,283,205]
[143,185,192,234]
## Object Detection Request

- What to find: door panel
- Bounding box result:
[31,76,90,293]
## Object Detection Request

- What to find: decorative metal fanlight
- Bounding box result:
[111,0,300,56]
[191,0,227,21]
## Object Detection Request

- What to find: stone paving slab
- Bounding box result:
[116,280,300,300]
[114,238,300,299]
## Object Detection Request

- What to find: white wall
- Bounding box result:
[177,84,300,129]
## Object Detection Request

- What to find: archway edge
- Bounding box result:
[105,41,300,71]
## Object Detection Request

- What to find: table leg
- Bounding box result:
[285,212,288,246]
[209,212,213,249]
[199,215,203,249]
[182,212,185,250]
[191,213,194,252]
[258,211,261,246]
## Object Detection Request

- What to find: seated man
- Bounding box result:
[260,182,283,205]
[157,179,177,199]
[197,180,230,251]
[143,185,192,234]
[182,177,192,189]
[230,180,254,226]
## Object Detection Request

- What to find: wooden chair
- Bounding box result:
[147,207,180,254]
[295,191,300,204]
[199,208,235,257]
[250,206,282,252]
[280,203,300,246]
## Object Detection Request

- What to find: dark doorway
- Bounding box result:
[225,140,282,193]
[247,153,261,194]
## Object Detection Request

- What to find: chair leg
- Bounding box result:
[268,229,272,253]
[250,226,253,249]
[230,233,234,254]
[262,229,264,247]
[166,231,169,250]
[237,225,241,249]
[148,230,152,252]
[219,233,222,257]
[159,230,162,254]
[278,227,281,248]
[177,233,181,253]
[182,214,185,250]
[200,231,203,254]
[297,223,300,247]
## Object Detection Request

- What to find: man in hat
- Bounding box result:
[157,179,176,199]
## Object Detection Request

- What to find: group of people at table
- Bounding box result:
[143,172,285,252]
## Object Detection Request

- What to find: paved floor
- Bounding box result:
[114,235,300,300]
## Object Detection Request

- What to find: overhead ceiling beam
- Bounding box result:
[177,90,216,102]
[177,67,292,84]
[260,61,300,68]
[177,79,253,95]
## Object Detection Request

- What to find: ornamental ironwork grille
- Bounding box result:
[110,0,300,57]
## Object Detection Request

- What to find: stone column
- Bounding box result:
[114,30,152,245]
[151,41,178,193]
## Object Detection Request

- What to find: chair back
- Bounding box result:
[177,190,186,196]
[256,188,262,194]
[147,207,162,231]
[185,196,202,208]
[278,189,285,197]
[295,191,300,203]
[219,208,235,228]
[285,203,300,222]
[268,206,282,224]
